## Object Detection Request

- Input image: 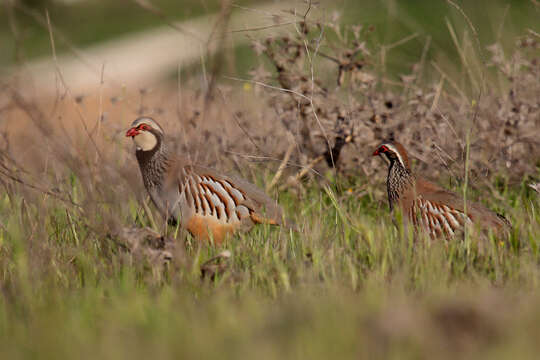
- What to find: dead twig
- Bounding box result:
[279,155,324,191]
[266,140,295,192]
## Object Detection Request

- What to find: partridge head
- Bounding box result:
[125,117,164,152]
[126,117,286,243]
[373,140,511,239]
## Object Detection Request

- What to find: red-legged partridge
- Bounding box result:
[126,117,284,243]
[373,141,511,239]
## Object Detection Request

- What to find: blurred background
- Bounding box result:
[1,0,538,95]
[0,2,539,359]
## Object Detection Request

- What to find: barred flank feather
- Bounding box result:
[374,140,511,239]
[128,117,286,243]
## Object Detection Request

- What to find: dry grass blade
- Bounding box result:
[201,250,232,280]
[266,141,295,192]
[529,183,540,194]
[279,155,324,191]
[131,0,204,41]
[113,226,182,266]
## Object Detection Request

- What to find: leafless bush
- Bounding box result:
[248,14,540,193]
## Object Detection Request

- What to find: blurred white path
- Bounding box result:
[6,2,303,96]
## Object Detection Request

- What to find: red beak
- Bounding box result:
[126,128,139,137]
[372,149,381,156]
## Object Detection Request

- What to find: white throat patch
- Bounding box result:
[384,144,406,169]
[133,131,158,151]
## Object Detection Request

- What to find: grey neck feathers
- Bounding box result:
[135,138,170,190]
[387,160,414,210]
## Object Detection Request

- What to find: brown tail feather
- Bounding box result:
[250,212,280,226]
[250,212,299,233]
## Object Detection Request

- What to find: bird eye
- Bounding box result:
[138,124,149,131]
[381,145,389,152]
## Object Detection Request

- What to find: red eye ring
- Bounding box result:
[138,124,150,131]
[373,144,390,156]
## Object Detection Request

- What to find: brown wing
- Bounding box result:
[415,178,510,230]
[163,155,284,227]
[410,194,472,238]
[189,164,284,226]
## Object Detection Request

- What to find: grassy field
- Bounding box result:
[0,170,539,359]
[1,0,540,359]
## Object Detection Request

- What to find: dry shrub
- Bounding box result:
[248,16,540,192]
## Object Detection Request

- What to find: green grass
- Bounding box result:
[0,172,539,359]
